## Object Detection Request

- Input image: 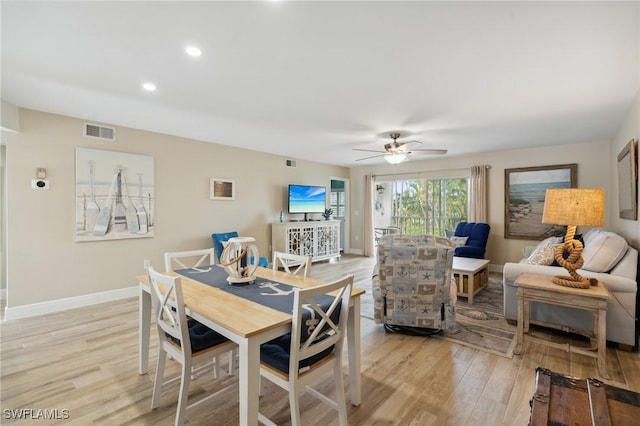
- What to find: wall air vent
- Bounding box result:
[83,123,116,141]
[286,159,297,168]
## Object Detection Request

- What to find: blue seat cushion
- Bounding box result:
[260,333,334,374]
[454,245,485,258]
[167,319,229,353]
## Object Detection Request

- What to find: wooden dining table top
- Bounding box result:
[137,266,364,339]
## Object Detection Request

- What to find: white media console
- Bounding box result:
[271,221,341,262]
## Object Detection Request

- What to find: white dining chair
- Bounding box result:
[164,248,215,272]
[164,248,235,378]
[146,264,237,426]
[258,274,354,426]
[272,251,312,278]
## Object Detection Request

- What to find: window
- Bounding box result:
[330,190,345,217]
[377,177,468,236]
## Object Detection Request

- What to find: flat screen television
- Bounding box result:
[288,184,326,214]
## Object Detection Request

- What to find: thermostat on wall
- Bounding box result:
[31,179,50,190]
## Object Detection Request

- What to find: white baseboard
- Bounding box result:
[3,286,138,321]
[488,263,503,273]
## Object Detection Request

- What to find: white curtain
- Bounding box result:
[363,174,375,257]
[469,165,488,223]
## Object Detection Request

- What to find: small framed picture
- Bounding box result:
[210,178,235,200]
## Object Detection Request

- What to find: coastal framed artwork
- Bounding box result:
[209,178,235,200]
[75,148,154,242]
[504,163,577,240]
[617,139,638,220]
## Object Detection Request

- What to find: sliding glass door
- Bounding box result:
[375,177,468,236]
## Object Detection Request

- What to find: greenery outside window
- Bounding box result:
[376,178,468,236]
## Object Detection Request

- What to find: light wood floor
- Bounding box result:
[1,255,638,425]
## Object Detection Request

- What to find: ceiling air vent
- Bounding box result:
[286,159,297,168]
[83,123,116,141]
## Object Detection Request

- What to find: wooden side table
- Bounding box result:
[452,257,490,305]
[514,273,611,379]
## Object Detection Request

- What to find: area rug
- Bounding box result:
[355,276,517,358]
[439,277,517,358]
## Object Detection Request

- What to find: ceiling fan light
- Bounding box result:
[384,153,407,164]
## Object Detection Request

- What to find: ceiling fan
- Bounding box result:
[353,132,447,164]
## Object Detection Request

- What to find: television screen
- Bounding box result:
[288,184,326,214]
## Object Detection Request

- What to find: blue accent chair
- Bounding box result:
[453,221,490,259]
[211,231,268,267]
[212,231,239,263]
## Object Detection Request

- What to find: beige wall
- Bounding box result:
[1,100,20,132]
[4,92,638,309]
[350,140,615,266]
[5,109,348,307]
[609,90,640,249]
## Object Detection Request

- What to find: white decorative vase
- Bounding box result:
[220,236,260,284]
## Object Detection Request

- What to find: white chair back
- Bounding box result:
[147,265,191,359]
[290,274,353,373]
[164,248,215,272]
[272,251,312,278]
[258,274,353,426]
[146,263,237,426]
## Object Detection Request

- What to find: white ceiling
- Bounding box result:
[2,1,639,167]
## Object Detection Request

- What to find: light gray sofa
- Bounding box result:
[503,229,638,348]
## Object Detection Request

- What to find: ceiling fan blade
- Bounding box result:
[354,133,446,160]
[352,148,386,153]
[410,149,448,155]
[355,154,385,161]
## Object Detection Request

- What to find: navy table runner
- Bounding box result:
[174,265,336,317]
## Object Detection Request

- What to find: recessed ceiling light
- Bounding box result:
[185,46,202,57]
[142,82,157,92]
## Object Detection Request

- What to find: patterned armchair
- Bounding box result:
[373,235,455,330]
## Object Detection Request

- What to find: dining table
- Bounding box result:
[137,265,363,426]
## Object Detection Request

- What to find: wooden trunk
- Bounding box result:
[529,367,640,426]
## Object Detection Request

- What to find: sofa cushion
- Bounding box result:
[610,246,638,280]
[449,236,468,247]
[582,228,600,245]
[581,230,628,272]
[525,237,562,266]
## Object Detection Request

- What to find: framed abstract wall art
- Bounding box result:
[504,163,577,240]
[75,148,154,242]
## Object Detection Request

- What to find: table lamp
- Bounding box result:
[541,188,605,288]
